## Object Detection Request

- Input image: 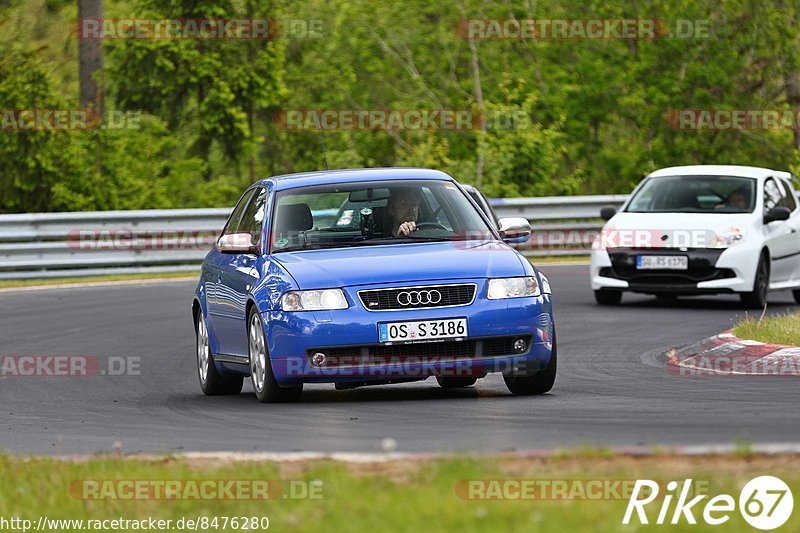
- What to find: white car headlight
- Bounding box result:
[487,277,541,299]
[281,289,348,311]
[713,226,746,248]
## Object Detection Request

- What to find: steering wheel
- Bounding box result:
[414,222,448,231]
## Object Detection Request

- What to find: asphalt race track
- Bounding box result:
[1,264,798,455]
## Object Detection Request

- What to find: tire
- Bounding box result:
[740,254,770,309]
[594,289,622,306]
[196,310,243,396]
[504,331,557,396]
[794,289,800,305]
[436,376,477,388]
[248,308,302,403]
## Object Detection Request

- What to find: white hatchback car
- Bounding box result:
[591,165,800,308]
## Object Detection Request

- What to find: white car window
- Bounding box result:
[779,179,798,211]
[764,179,784,211]
[627,175,756,213]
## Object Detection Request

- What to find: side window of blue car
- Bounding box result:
[222,189,257,238]
[237,188,268,246]
[422,187,452,230]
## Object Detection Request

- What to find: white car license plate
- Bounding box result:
[637,255,688,270]
[379,318,467,344]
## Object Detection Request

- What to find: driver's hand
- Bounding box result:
[398,221,417,236]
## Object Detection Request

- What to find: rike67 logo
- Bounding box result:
[623,476,793,530]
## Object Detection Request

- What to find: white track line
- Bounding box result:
[45,444,800,463]
[0,277,197,294]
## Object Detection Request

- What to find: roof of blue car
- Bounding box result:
[256,168,453,191]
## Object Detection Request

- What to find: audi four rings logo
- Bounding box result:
[397,290,442,306]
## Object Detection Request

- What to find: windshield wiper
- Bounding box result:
[403,235,462,241]
[358,235,462,244]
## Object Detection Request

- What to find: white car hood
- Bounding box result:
[602,211,756,249]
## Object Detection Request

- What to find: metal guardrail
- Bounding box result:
[489,194,628,221]
[0,195,628,279]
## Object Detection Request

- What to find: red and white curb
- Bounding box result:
[667,330,800,377]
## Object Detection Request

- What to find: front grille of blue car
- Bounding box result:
[306,335,532,367]
[358,283,477,311]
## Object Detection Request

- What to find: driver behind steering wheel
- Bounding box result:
[386,187,421,236]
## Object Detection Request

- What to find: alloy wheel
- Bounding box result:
[249,313,267,393]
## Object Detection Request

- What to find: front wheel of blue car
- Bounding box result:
[196,311,243,396]
[248,309,303,403]
[503,332,557,396]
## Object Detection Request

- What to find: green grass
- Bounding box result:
[1,453,799,532]
[0,271,197,290]
[733,311,800,346]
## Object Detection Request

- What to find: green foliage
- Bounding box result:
[50,115,209,211]
[0,47,81,212]
[106,0,287,173]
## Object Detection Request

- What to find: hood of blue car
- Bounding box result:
[273,240,526,289]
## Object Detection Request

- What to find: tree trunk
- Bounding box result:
[467,30,485,187]
[78,0,104,115]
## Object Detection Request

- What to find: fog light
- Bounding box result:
[513,339,527,353]
[311,352,327,366]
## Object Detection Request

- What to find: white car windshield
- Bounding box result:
[626,175,757,213]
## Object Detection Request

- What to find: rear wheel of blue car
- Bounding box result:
[248,309,303,403]
[503,331,557,396]
[196,311,243,396]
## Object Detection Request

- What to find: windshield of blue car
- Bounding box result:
[270,180,495,252]
[626,175,757,213]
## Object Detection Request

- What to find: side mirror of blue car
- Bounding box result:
[218,233,260,255]
[498,217,532,244]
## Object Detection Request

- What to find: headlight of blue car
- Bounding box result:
[487,277,541,299]
[282,289,349,311]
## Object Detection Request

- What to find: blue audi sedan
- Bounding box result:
[192,168,556,402]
